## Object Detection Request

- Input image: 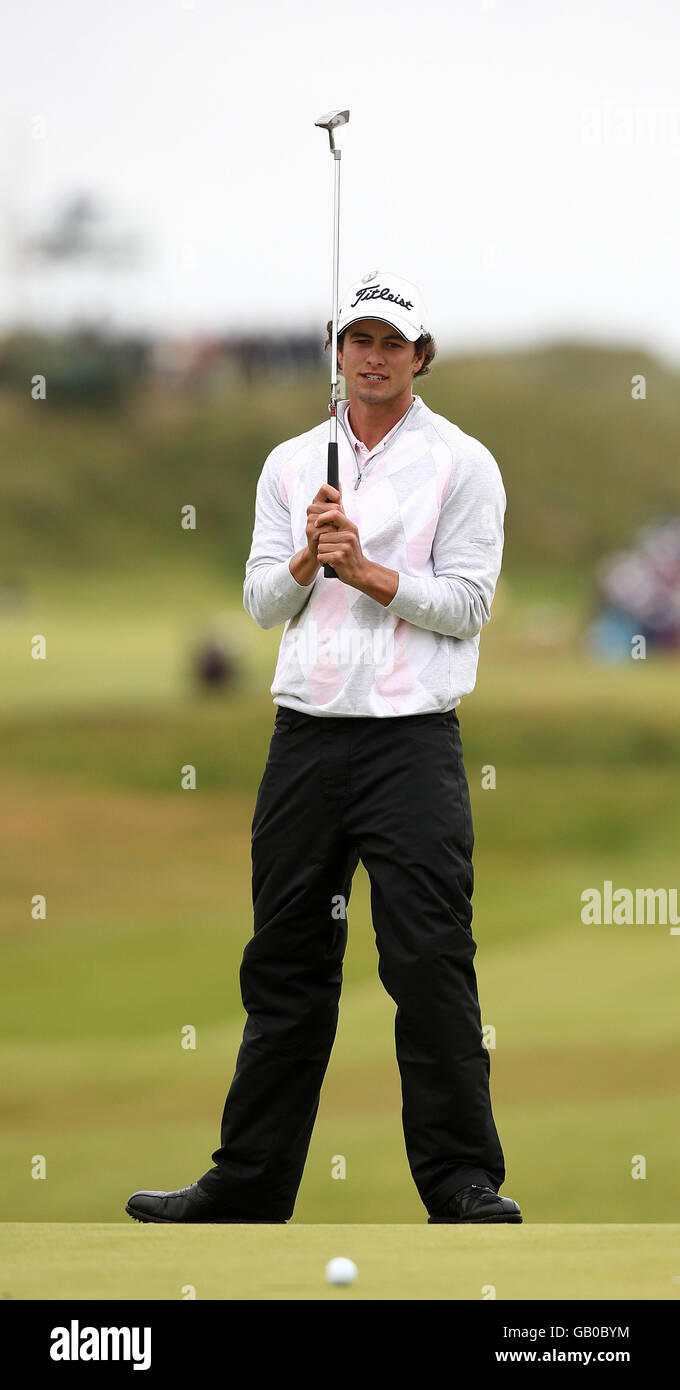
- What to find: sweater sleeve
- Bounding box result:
[243,447,316,630]
[384,438,506,640]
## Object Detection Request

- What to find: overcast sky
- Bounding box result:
[1,0,678,360]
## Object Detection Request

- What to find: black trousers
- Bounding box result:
[197,706,506,1219]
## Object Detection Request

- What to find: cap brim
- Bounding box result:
[337,312,423,343]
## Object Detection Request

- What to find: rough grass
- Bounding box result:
[1,339,679,585]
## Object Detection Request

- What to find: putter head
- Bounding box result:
[315,109,350,152]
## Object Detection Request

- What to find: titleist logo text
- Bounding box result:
[349,284,414,312]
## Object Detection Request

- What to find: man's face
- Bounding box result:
[337,319,425,406]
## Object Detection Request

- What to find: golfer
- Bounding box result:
[126,270,521,1225]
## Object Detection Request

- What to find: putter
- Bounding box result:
[315,108,349,578]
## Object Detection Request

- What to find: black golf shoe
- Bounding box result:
[428,1183,522,1224]
[125,1180,286,1224]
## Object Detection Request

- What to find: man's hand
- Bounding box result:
[290,483,346,587]
[305,482,345,565]
[289,478,394,597]
[315,497,368,586]
[290,480,398,601]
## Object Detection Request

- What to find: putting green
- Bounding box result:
[1,1224,678,1300]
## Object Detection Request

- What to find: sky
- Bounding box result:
[1,0,678,361]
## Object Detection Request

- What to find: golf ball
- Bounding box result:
[325,1256,358,1286]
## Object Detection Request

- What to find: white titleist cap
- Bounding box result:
[337,269,429,342]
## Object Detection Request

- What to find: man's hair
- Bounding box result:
[323,320,437,377]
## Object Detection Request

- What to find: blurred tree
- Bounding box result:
[25,193,144,269]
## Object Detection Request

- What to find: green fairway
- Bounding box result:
[1,1223,678,1301]
[2,344,679,1305]
[2,576,680,1233]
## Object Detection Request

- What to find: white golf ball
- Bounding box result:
[325,1256,358,1286]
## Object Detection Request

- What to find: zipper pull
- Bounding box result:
[354,472,362,490]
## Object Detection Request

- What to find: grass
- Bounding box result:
[2,918,678,1225]
[1,574,679,1238]
[1,1223,678,1300]
[1,339,679,585]
[2,339,679,1297]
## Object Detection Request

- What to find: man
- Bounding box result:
[126,269,521,1226]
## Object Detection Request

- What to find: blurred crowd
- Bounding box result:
[0,327,325,404]
[586,517,680,660]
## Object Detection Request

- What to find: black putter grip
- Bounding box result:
[323,441,339,578]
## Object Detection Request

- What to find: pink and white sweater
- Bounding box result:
[243,393,506,717]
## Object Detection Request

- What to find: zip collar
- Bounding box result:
[337,395,422,490]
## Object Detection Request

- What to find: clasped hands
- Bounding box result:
[306,482,367,585]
